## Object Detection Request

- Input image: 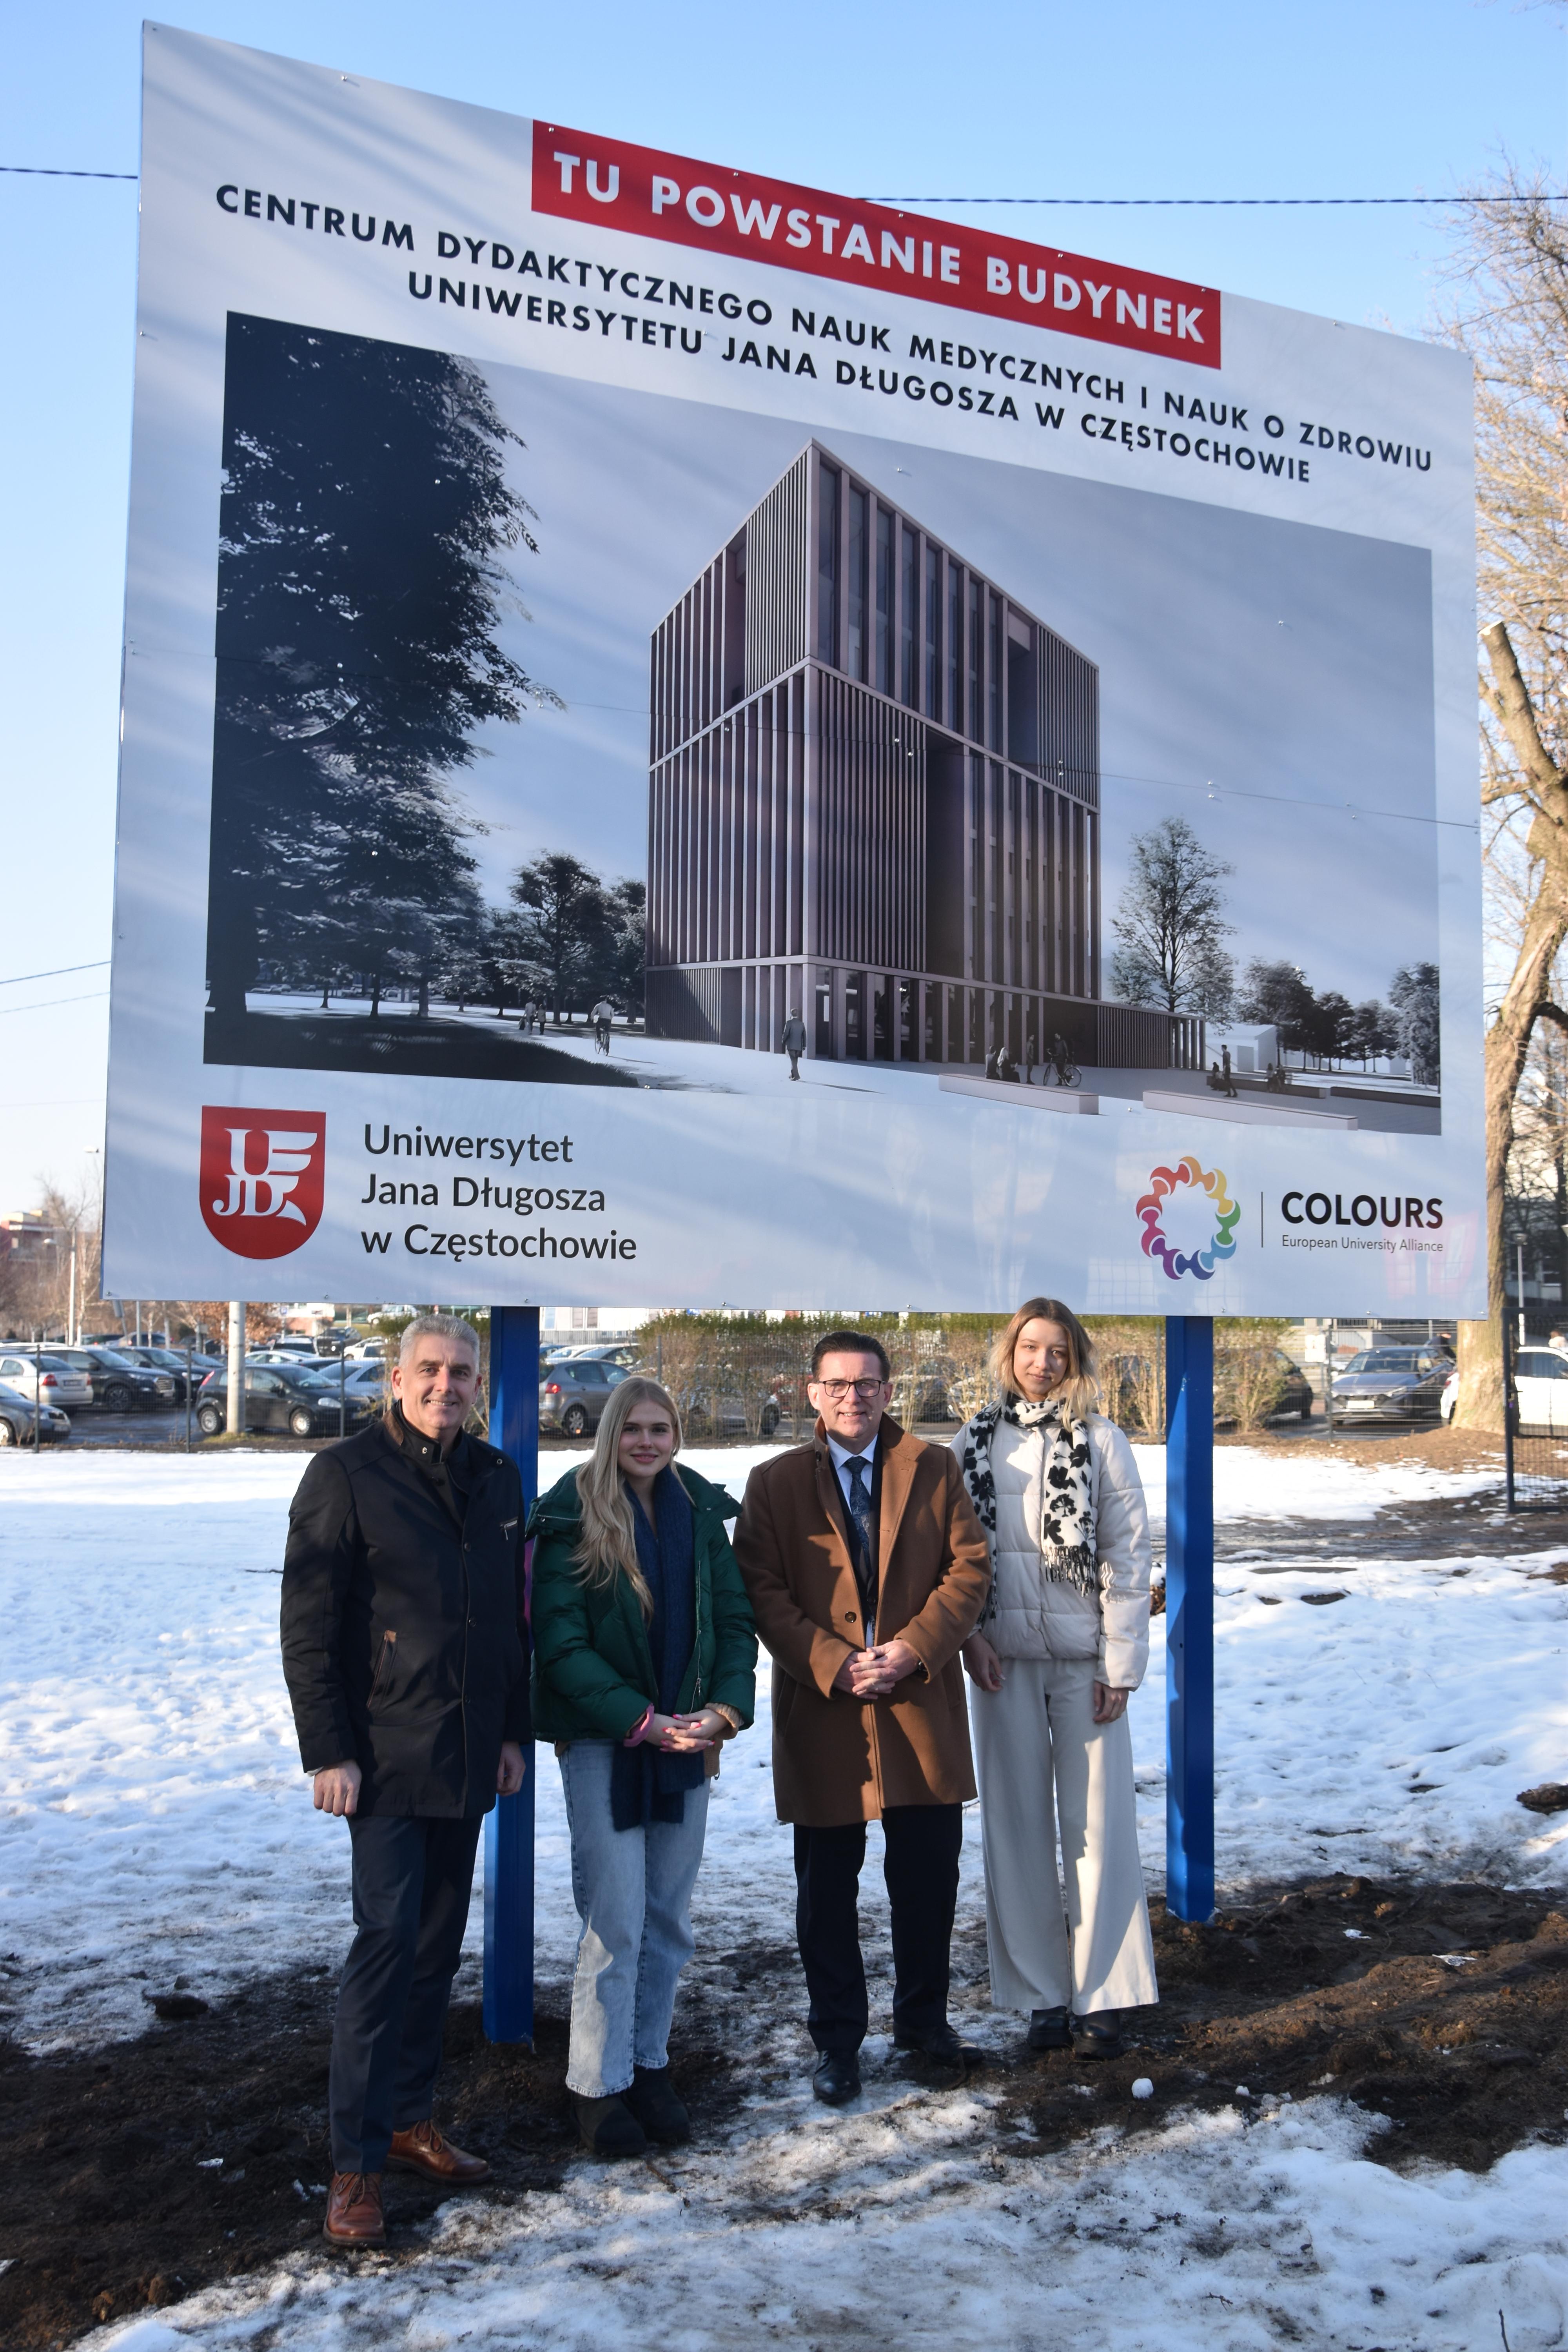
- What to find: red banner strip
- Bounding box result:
[532,123,1220,370]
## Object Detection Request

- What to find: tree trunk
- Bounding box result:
[417,973,430,1019]
[1454,622,1568,1428]
[369,973,382,1019]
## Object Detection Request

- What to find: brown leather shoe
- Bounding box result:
[387,2119,492,2184]
[323,2171,385,2248]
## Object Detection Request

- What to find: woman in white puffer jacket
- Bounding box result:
[953,1297,1157,2059]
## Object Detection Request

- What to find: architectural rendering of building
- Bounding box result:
[645,441,1200,1072]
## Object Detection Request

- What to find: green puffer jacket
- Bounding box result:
[527,1462,758,1744]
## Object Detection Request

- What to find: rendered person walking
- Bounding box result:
[780,1005,807,1078]
[955,1298,1157,2060]
[734,1331,991,2105]
[529,1379,757,2157]
[280,1314,530,2249]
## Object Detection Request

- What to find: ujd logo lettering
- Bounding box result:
[1136,1154,1239,1281]
[199,1109,326,1258]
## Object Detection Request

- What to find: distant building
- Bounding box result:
[645,440,1200,1071]
[0,1212,57,1265]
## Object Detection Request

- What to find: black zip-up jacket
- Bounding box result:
[280,1416,531,1817]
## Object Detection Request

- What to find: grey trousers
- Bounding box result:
[970,1654,1158,2017]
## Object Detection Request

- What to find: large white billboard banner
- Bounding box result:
[104,27,1483,1313]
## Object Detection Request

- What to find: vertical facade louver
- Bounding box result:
[646,441,1200,1073]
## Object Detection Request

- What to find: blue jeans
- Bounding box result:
[559,1741,710,2099]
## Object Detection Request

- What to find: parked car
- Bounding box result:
[0,1349,94,1412]
[344,1338,390,1361]
[48,1346,176,1413]
[0,1377,71,1445]
[546,1341,642,1368]
[1330,1346,1451,1427]
[539,1357,631,1437]
[195,1361,380,1439]
[113,1344,208,1400]
[1510,1346,1568,1434]
[1439,1366,1458,1425]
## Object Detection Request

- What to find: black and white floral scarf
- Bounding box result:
[960,1396,1098,1604]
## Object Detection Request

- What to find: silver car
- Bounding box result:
[0,1350,94,1412]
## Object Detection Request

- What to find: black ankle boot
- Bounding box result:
[1071,2011,1124,2060]
[1027,2006,1071,2051]
[622,2065,691,2145]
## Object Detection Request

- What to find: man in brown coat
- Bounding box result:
[734,1329,991,2103]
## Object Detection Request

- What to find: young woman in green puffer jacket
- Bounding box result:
[528,1376,757,2160]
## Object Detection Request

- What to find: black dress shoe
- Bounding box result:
[1071,2011,1124,2060]
[623,2065,691,2145]
[812,2051,862,2105]
[893,2023,967,2070]
[1027,2006,1071,2052]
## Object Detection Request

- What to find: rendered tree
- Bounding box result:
[1389,962,1441,1088]
[510,852,611,1020]
[206,314,559,1021]
[1109,817,1235,1015]
[1236,958,1317,1053]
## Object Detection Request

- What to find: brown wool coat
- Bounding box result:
[733,1415,992,1826]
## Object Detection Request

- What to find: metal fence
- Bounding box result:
[1503,1315,1568,1511]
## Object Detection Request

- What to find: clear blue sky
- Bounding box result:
[1,0,1562,1216]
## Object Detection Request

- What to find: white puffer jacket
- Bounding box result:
[950,1414,1153,1690]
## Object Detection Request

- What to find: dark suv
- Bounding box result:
[196,1362,380,1440]
[539,1357,630,1438]
[50,1346,176,1413]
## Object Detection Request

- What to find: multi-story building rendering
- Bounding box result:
[645,441,1200,1073]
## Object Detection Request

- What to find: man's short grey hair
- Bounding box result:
[398,1312,481,1367]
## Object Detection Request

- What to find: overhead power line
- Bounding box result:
[0,960,110,988]
[871,194,1567,207]
[3,166,1561,204]
[0,991,111,1017]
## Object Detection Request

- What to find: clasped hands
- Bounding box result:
[642,1706,731,1751]
[833,1637,920,1698]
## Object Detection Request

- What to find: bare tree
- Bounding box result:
[1436,170,1568,1425]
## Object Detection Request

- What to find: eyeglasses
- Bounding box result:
[813,1377,886,1400]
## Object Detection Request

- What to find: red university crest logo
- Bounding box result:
[198,1108,326,1258]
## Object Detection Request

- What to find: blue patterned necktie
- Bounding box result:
[844,1453,876,1633]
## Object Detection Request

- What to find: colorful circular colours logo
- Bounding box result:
[1136,1154,1240,1281]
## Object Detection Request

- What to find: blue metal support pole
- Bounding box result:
[1164,1315,1215,1923]
[484,1304,539,2044]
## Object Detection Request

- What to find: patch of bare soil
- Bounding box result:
[2,1875,1565,2347]
[983,1873,1568,2175]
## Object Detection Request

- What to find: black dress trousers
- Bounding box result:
[328,1811,484,2173]
[792,1802,964,2054]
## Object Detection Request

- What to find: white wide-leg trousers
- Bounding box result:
[970,1655,1158,2017]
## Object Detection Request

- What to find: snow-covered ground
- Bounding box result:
[2,1440,1566,2352]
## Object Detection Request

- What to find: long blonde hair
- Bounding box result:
[572,1376,684,1618]
[989,1297,1100,1421]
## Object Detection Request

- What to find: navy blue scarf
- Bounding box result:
[610,1466,702,1832]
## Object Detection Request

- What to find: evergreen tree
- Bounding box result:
[206,314,558,1020]
[1390,961,1441,1085]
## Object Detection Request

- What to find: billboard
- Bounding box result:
[104,27,1483,1313]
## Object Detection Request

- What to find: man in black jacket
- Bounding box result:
[281,1313,530,2249]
